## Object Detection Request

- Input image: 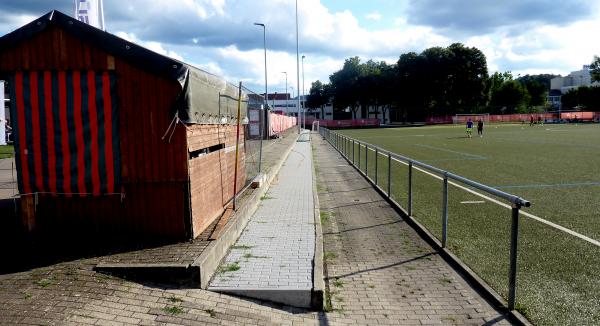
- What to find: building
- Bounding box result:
[549,65,600,108]
[0,10,248,242]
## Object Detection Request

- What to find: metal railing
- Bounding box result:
[320,128,530,311]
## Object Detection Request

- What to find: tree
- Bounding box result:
[306,80,331,119]
[591,56,600,83]
[329,56,364,118]
[491,79,530,113]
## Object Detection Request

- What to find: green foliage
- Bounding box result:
[0,145,14,159]
[490,79,530,113]
[162,306,184,315]
[167,296,183,303]
[218,262,241,274]
[35,279,52,287]
[561,86,600,110]
[591,56,600,83]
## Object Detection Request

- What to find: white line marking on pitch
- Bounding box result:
[353,143,600,248]
[460,201,485,204]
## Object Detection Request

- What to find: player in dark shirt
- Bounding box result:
[477,119,484,137]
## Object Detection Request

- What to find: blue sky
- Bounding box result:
[0,0,598,94]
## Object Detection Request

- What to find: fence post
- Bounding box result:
[375,147,378,185]
[352,140,355,164]
[387,152,392,197]
[358,142,361,170]
[408,161,413,216]
[365,144,368,177]
[442,172,449,248]
[508,203,521,311]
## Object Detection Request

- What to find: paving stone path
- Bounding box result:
[209,139,315,307]
[313,132,513,325]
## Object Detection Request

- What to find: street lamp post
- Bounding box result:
[254,22,267,173]
[282,72,288,115]
[295,0,301,133]
[301,55,306,129]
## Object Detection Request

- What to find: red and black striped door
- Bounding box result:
[9,71,120,196]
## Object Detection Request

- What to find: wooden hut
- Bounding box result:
[0,10,247,242]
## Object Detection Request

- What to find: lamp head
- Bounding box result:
[254,23,265,27]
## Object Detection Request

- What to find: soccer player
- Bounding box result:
[477,119,484,137]
[466,118,474,138]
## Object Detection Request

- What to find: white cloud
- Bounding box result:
[114,31,184,62]
[366,12,382,21]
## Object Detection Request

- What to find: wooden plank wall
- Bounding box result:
[0,26,190,241]
[187,125,246,237]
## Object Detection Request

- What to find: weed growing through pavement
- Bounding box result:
[243,253,270,260]
[231,244,254,250]
[320,211,331,224]
[162,306,184,315]
[219,262,241,274]
[333,279,344,288]
[167,296,183,303]
[35,279,52,287]
[260,195,273,200]
[324,252,337,260]
[204,309,217,318]
[23,293,32,299]
[439,277,452,284]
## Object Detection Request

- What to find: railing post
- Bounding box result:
[442,172,448,248]
[358,142,361,170]
[352,140,355,164]
[508,203,521,311]
[387,152,392,197]
[365,144,368,177]
[374,147,378,185]
[408,161,413,216]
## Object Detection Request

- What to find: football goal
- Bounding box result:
[453,113,490,124]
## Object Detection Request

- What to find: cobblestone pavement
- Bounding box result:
[312,133,514,325]
[209,140,315,298]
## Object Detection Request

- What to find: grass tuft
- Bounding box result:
[162,306,184,315]
[219,262,241,274]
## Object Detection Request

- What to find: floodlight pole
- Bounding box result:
[295,0,301,133]
[254,22,267,173]
[302,55,306,129]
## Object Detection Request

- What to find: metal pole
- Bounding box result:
[365,144,368,177]
[254,23,267,173]
[358,142,361,170]
[232,81,243,210]
[387,152,391,197]
[352,140,355,164]
[442,173,448,248]
[375,147,378,185]
[282,71,288,115]
[508,204,521,311]
[302,55,306,130]
[295,0,301,134]
[408,161,413,216]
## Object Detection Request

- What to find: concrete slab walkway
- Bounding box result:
[208,134,318,308]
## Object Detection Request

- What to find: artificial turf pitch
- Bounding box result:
[335,123,600,326]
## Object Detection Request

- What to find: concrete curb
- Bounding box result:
[310,135,325,310]
[94,263,200,286]
[192,134,300,289]
[322,133,532,326]
[207,288,313,308]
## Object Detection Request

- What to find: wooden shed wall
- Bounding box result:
[0,26,190,240]
[187,125,246,237]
